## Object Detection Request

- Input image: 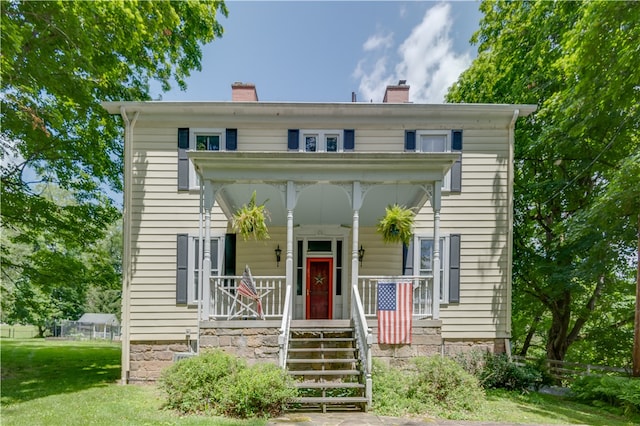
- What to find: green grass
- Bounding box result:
[0,339,264,426]
[2,338,638,425]
[478,389,640,426]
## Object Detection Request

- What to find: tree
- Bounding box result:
[1,1,227,325]
[1,186,124,329]
[447,1,640,363]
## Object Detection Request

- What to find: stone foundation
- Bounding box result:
[126,320,508,382]
[443,338,508,356]
[369,319,443,367]
[199,320,281,364]
[128,341,191,382]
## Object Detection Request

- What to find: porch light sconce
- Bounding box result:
[358,245,365,266]
[275,245,282,267]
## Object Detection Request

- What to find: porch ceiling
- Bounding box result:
[189,151,459,227]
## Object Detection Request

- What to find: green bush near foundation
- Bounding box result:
[159,350,297,418]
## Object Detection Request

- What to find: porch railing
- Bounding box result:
[351,284,373,408]
[206,275,433,320]
[278,280,293,368]
[208,276,286,320]
[357,275,434,318]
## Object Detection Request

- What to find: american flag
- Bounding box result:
[377,281,413,344]
[237,265,264,319]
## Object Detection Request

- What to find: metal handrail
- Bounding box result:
[278,281,293,368]
[351,284,372,409]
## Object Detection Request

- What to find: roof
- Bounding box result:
[77,313,120,326]
[101,101,537,128]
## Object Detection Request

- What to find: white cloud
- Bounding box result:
[354,3,472,103]
[362,32,394,51]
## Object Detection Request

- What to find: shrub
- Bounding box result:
[158,350,297,418]
[571,375,640,415]
[371,359,421,415]
[453,349,487,378]
[221,363,297,418]
[408,356,485,416]
[479,353,543,392]
[159,350,244,414]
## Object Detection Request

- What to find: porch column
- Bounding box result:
[350,181,364,317]
[201,181,216,320]
[432,181,442,320]
[285,181,296,316]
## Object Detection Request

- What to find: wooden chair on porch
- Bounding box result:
[227,265,267,320]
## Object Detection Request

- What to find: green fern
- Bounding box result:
[232,190,271,241]
[376,204,415,246]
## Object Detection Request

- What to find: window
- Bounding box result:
[416,236,449,302]
[300,130,342,152]
[188,236,221,304]
[417,131,451,190]
[189,128,226,188]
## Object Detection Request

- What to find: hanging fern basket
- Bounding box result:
[232,190,271,241]
[376,204,415,246]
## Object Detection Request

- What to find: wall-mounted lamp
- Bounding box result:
[275,245,282,267]
[358,245,365,266]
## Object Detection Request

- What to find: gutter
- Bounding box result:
[119,107,139,384]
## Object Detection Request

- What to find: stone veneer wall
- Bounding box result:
[369,319,443,366]
[129,341,192,382]
[199,321,281,363]
[128,320,507,382]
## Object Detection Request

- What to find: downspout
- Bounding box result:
[119,106,139,384]
[506,109,519,355]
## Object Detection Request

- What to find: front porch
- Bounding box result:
[199,273,442,411]
[204,274,436,321]
[190,152,457,411]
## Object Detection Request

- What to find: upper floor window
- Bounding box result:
[417,132,448,152]
[301,130,342,152]
[191,128,226,151]
[417,131,451,190]
[190,128,226,188]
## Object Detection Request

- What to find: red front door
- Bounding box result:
[306,258,333,319]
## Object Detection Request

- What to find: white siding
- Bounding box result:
[125,112,514,342]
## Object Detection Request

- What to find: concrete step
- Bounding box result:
[289,337,354,343]
[291,396,369,404]
[288,358,357,364]
[288,347,356,353]
[290,320,352,328]
[293,382,364,389]
[287,369,360,376]
[290,328,354,333]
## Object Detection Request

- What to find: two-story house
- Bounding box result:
[103,82,535,410]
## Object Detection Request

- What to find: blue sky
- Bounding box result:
[153,1,483,103]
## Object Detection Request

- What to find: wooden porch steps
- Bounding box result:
[286,324,368,413]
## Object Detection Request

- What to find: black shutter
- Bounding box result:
[405,130,416,151]
[288,129,299,151]
[226,128,237,151]
[402,240,414,275]
[449,234,461,303]
[176,233,189,304]
[450,130,463,193]
[224,233,236,276]
[178,128,189,190]
[344,129,355,151]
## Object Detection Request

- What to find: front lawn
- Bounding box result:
[1,338,638,425]
[0,339,262,426]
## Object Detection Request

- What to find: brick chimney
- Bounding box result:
[231,82,259,101]
[383,80,409,103]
